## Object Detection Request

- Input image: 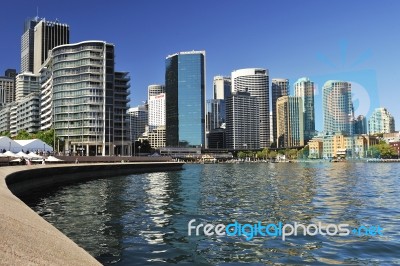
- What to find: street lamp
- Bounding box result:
[138,145,141,156]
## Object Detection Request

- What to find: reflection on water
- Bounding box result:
[22,163,400,265]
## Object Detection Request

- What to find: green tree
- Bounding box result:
[237,151,246,159]
[368,141,397,159]
[268,151,277,159]
[34,129,57,147]
[14,130,32,140]
[0,131,11,137]
[297,145,309,159]
[134,140,152,154]
[288,149,298,159]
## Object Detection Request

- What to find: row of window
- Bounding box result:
[53,59,103,70]
[53,74,102,85]
[53,45,104,56]
[54,51,102,63]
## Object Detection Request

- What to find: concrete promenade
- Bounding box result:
[0,162,184,265]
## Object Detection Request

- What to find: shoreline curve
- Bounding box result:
[0,162,184,265]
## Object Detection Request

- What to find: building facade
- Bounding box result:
[39,63,53,130]
[13,92,41,136]
[15,72,40,101]
[271,78,289,145]
[368,107,395,134]
[114,71,131,154]
[226,91,259,150]
[231,68,269,148]
[128,105,148,143]
[308,137,323,159]
[0,70,16,105]
[389,141,400,158]
[294,77,315,143]
[148,84,165,100]
[354,115,368,134]
[276,96,304,148]
[322,133,379,159]
[148,93,165,130]
[165,51,205,147]
[0,105,11,133]
[147,125,166,149]
[33,19,70,74]
[213,76,231,100]
[323,80,354,135]
[51,41,129,156]
[21,18,39,73]
[206,99,226,132]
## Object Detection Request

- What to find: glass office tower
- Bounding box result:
[323,80,353,135]
[165,51,205,147]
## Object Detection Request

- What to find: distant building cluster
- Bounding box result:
[0,16,397,158]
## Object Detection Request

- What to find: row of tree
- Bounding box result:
[235,141,398,160]
[236,147,309,160]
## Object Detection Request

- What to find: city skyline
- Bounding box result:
[0,0,399,131]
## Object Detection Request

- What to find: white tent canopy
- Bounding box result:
[2,151,16,157]
[14,139,53,153]
[46,156,63,162]
[0,137,22,153]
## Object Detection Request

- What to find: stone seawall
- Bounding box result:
[0,162,184,265]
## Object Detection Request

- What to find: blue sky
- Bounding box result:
[0,0,399,131]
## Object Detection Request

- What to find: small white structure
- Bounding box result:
[14,139,53,153]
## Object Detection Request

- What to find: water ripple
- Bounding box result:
[21,163,400,265]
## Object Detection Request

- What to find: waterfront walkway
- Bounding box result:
[0,162,184,265]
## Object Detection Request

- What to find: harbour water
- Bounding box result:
[22,163,400,265]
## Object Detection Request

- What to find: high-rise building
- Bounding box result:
[128,105,148,142]
[0,105,11,133]
[354,115,368,134]
[148,84,165,100]
[0,69,17,105]
[8,72,41,137]
[12,92,41,136]
[114,71,131,154]
[213,76,231,100]
[271,78,289,145]
[21,18,39,73]
[207,128,226,149]
[39,64,53,131]
[276,96,304,148]
[15,72,40,101]
[148,93,165,130]
[33,19,70,74]
[5,69,17,79]
[226,91,259,150]
[165,50,205,147]
[206,99,226,131]
[49,41,129,156]
[369,107,395,134]
[231,68,270,148]
[206,76,230,149]
[294,77,315,143]
[323,80,354,135]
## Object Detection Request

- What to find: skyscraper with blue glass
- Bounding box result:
[165,51,205,147]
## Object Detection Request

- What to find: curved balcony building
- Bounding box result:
[51,41,129,156]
